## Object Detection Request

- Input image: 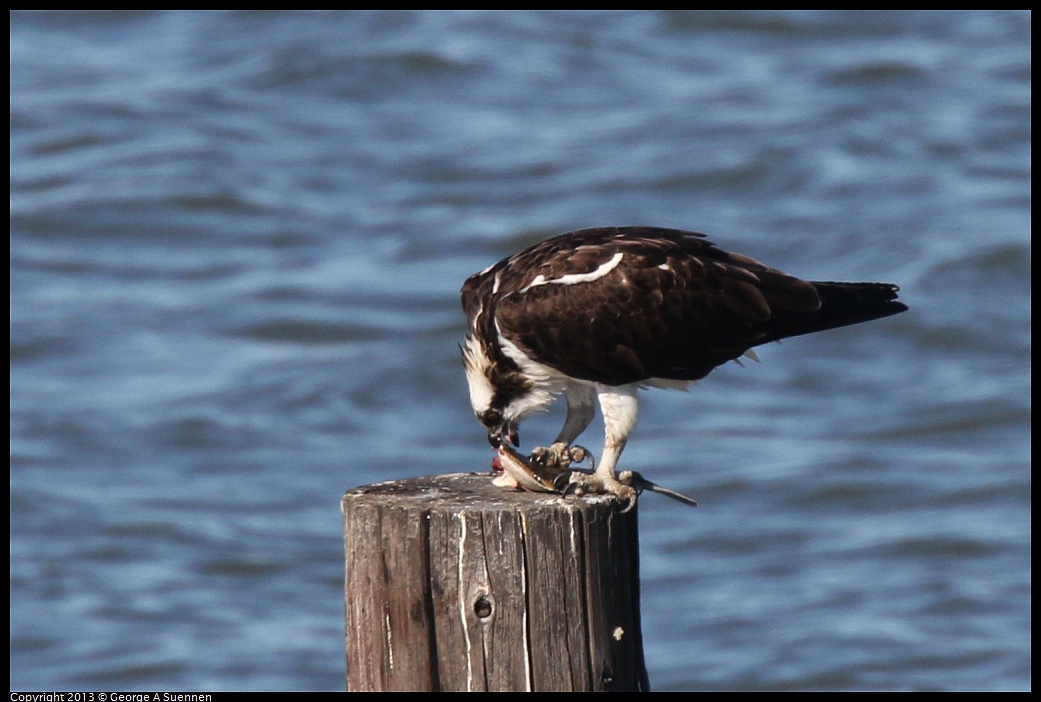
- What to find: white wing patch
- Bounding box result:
[519,252,624,293]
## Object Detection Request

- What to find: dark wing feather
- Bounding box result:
[491,227,904,386]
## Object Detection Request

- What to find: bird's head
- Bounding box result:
[475,407,519,449]
[461,334,550,449]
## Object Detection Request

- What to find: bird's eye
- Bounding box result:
[479,408,503,428]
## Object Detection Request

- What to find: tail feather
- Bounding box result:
[758,281,907,345]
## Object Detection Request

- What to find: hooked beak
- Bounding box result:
[487,422,520,449]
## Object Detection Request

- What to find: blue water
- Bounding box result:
[10,10,1030,691]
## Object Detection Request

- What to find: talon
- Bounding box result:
[565,445,595,474]
[552,470,572,492]
[565,471,638,510]
[561,480,581,499]
[530,442,575,471]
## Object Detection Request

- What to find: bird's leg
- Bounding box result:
[530,383,596,471]
[580,436,637,503]
[553,382,596,446]
[567,385,640,509]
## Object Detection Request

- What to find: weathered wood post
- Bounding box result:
[342,472,649,691]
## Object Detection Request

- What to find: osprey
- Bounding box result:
[461,226,907,506]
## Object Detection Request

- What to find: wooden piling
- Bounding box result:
[342,472,649,692]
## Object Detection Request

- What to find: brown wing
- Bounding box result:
[487,227,903,386]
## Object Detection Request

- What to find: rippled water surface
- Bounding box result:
[10,10,1030,691]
